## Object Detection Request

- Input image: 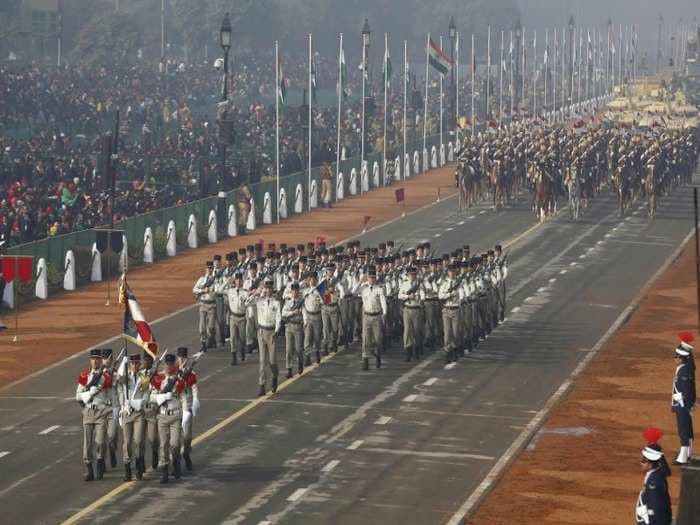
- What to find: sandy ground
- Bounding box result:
[0,168,456,388]
[467,240,698,524]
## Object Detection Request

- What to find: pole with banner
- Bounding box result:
[383,32,389,186]
[275,40,281,223]
[455,32,460,138]
[486,26,491,121]
[403,39,408,181]
[308,33,313,211]
[471,33,475,137]
[499,30,504,126]
[439,36,444,155]
[423,34,429,163]
[335,33,343,201]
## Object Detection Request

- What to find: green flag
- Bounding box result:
[339,47,349,99]
[383,45,392,92]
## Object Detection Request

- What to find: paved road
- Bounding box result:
[0,188,694,525]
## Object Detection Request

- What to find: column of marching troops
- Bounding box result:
[75,239,509,484]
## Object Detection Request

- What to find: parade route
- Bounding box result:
[0,184,694,524]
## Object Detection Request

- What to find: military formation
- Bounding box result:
[456,121,699,220]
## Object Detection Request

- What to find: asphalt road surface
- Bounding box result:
[0,188,694,525]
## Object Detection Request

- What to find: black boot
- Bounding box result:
[160,465,169,484]
[247,343,255,355]
[183,452,193,471]
[362,358,369,371]
[258,384,266,397]
[305,355,311,367]
[287,367,293,379]
[404,347,412,362]
[376,354,382,369]
[96,458,105,480]
[298,360,304,375]
[272,375,278,393]
[315,351,321,364]
[152,445,159,470]
[454,348,460,361]
[135,458,144,480]
[323,348,329,356]
[124,463,132,482]
[84,463,94,482]
[173,458,182,480]
[200,341,207,353]
[230,353,238,366]
[445,350,453,364]
[110,449,117,468]
[240,349,246,362]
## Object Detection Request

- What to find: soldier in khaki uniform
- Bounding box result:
[303,272,323,365]
[151,354,187,484]
[321,264,343,355]
[225,272,250,365]
[438,263,464,363]
[75,349,113,481]
[282,282,305,378]
[353,266,387,370]
[320,161,333,208]
[117,354,150,481]
[398,267,424,362]
[141,351,160,470]
[193,261,217,351]
[255,279,282,396]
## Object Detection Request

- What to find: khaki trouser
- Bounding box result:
[442,307,460,354]
[246,306,258,346]
[321,305,340,352]
[215,295,227,343]
[497,281,506,320]
[238,202,251,229]
[423,300,439,345]
[304,312,322,356]
[121,411,145,464]
[82,406,109,464]
[105,410,118,458]
[362,313,383,359]
[181,411,193,457]
[198,302,216,343]
[402,306,422,352]
[321,178,332,204]
[257,327,278,386]
[229,314,246,355]
[285,322,304,369]
[157,410,182,467]
[143,403,159,462]
[352,298,363,337]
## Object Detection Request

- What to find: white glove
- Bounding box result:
[113,408,120,421]
[155,393,172,405]
[164,391,173,401]
[129,399,143,412]
[192,398,200,417]
[673,392,684,407]
[78,391,92,404]
[182,410,192,431]
[89,386,99,396]
[636,503,650,525]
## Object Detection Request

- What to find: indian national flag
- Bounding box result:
[339,47,349,99]
[428,38,452,75]
[278,55,287,106]
[382,46,392,92]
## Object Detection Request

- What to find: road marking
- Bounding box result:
[402,394,418,402]
[287,488,308,502]
[548,278,557,284]
[361,447,494,461]
[39,425,60,435]
[569,262,578,267]
[347,440,364,450]
[605,233,612,238]
[444,362,457,370]
[433,233,441,238]
[537,287,547,293]
[468,215,476,219]
[258,521,272,525]
[479,210,487,214]
[446,227,454,231]
[445,226,697,525]
[374,416,392,425]
[578,254,586,259]
[559,270,567,275]
[458,220,466,225]
[0,451,10,459]
[511,307,521,313]
[321,459,340,473]
[587,246,595,252]
[596,240,605,245]
[423,377,438,386]
[523,296,533,302]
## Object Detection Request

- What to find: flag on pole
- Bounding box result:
[383,44,393,91]
[428,37,452,74]
[587,31,593,61]
[543,45,549,65]
[278,53,287,106]
[339,47,349,98]
[119,275,157,358]
[311,55,318,104]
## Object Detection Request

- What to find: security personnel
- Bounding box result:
[321,264,343,355]
[76,349,113,481]
[213,254,227,347]
[303,272,323,366]
[225,272,250,365]
[101,348,119,469]
[255,279,282,396]
[636,443,672,525]
[142,351,160,470]
[193,261,217,351]
[422,259,442,351]
[176,347,199,472]
[282,282,305,378]
[354,266,387,371]
[438,263,464,363]
[494,244,508,321]
[151,354,187,483]
[117,353,149,481]
[398,267,424,362]
[672,341,695,465]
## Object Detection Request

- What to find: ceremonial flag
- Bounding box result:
[119,275,157,358]
[428,37,452,74]
[339,46,349,98]
[311,55,318,104]
[383,44,393,90]
[277,52,287,106]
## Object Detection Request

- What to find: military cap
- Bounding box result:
[487,249,495,256]
[386,240,395,247]
[448,263,458,271]
[268,242,276,249]
[102,348,113,358]
[238,248,247,255]
[319,241,326,247]
[164,354,176,364]
[129,354,141,362]
[495,244,502,251]
[325,263,336,270]
[370,247,378,254]
[264,279,274,288]
[246,245,255,251]
[307,242,315,249]
[280,243,287,250]
[291,264,300,271]
[367,265,377,276]
[206,260,214,268]
[89,348,102,358]
[379,242,386,250]
[297,243,305,251]
[408,266,418,274]
[442,254,450,261]
[463,244,470,251]
[233,272,243,279]
[176,347,188,358]
[291,282,300,290]
[329,247,337,255]
[401,250,410,257]
[424,242,431,249]
[213,254,222,261]
[225,252,235,261]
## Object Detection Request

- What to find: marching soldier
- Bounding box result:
[398,266,424,362]
[142,351,160,470]
[438,263,464,363]
[321,263,343,355]
[353,266,387,371]
[303,272,323,365]
[213,254,227,347]
[672,338,695,465]
[225,272,250,365]
[176,347,199,472]
[76,349,113,481]
[494,244,508,321]
[193,261,217,351]
[255,279,282,396]
[151,354,187,483]
[636,443,672,525]
[282,282,305,378]
[423,259,441,351]
[101,348,119,469]
[117,354,149,481]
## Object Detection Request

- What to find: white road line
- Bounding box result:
[433,233,441,238]
[536,287,547,293]
[523,296,533,302]
[286,488,308,502]
[468,215,476,219]
[479,210,487,214]
[548,278,557,284]
[569,262,578,267]
[423,377,438,386]
[402,394,418,403]
[596,240,605,245]
[347,440,364,450]
[258,521,272,525]
[0,451,10,459]
[446,227,454,231]
[39,425,60,435]
[458,220,466,225]
[374,416,392,425]
[587,247,595,252]
[578,254,586,259]
[511,307,521,313]
[361,447,494,461]
[444,362,457,370]
[559,269,567,275]
[321,459,340,473]
[605,233,612,238]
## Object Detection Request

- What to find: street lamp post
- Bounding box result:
[449,16,457,134]
[361,18,371,173]
[219,13,232,192]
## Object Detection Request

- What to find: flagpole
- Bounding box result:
[509,30,514,121]
[486,25,491,121]
[544,28,548,116]
[308,33,312,211]
[499,29,504,127]
[336,33,342,201]
[561,26,566,118]
[275,40,280,224]
[423,34,429,163]
[471,33,475,137]
[585,29,590,102]
[403,39,407,181]
[577,29,582,104]
[618,23,622,90]
[553,27,557,118]
[455,32,460,134]
[383,32,388,186]
[532,30,536,120]
[439,36,443,155]
[521,28,526,116]
[361,30,367,177]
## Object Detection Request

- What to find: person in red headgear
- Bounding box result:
[672,332,696,464]
[636,427,672,525]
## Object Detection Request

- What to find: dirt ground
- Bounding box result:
[0,168,457,388]
[467,240,698,524]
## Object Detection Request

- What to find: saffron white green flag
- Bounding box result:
[428,38,452,75]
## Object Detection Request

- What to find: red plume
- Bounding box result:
[643,426,663,445]
[678,331,695,344]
